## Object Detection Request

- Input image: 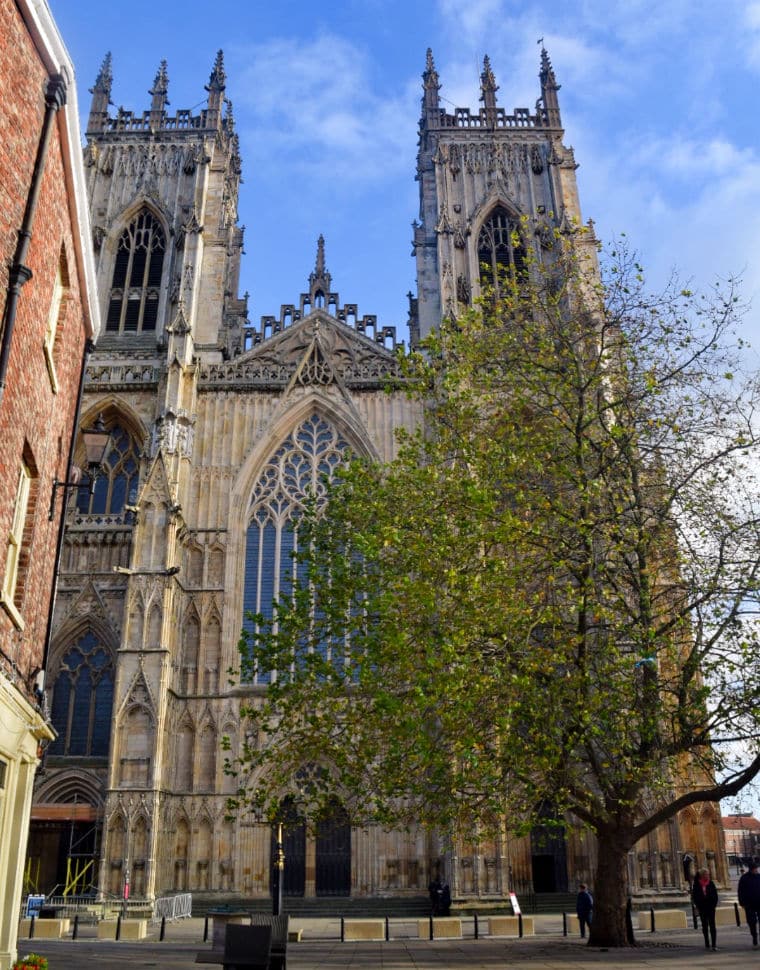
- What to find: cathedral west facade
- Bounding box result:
[26,48,727,905]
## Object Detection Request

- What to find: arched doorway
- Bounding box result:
[270,797,305,897]
[530,804,568,893]
[316,798,351,896]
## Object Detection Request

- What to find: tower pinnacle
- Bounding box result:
[87,52,112,133]
[205,50,226,129]
[539,45,562,127]
[149,60,170,126]
[480,55,499,124]
[309,235,332,304]
[421,48,441,123]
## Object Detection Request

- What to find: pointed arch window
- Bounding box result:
[106,210,166,334]
[49,631,114,756]
[76,424,139,516]
[242,414,350,684]
[477,206,527,299]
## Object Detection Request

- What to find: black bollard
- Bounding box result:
[203,915,209,942]
[340,917,345,943]
[474,913,479,940]
[73,913,79,940]
[518,913,524,938]
[562,912,567,937]
[625,898,635,945]
[429,914,434,941]
[385,916,389,941]
[116,913,122,941]
[29,916,35,939]
[160,915,166,941]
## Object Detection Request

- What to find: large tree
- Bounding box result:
[230,234,760,946]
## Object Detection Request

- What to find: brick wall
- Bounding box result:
[0,0,88,699]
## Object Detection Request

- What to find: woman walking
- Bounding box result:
[691,867,718,950]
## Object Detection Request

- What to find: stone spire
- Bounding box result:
[539,45,562,127]
[422,48,441,124]
[149,60,170,127]
[87,52,112,133]
[480,54,499,126]
[309,235,332,305]
[205,50,226,129]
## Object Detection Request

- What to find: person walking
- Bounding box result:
[738,860,760,946]
[576,883,594,939]
[691,867,718,950]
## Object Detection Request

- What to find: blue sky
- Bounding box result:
[50,0,760,361]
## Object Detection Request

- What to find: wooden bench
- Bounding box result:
[196,914,289,969]
[250,914,290,970]
[638,909,688,931]
[342,918,385,941]
[417,917,462,939]
[223,924,272,970]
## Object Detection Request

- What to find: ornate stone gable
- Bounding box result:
[199,309,400,391]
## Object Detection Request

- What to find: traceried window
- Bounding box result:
[477,206,527,299]
[49,631,114,757]
[76,424,139,517]
[242,414,350,684]
[106,210,165,334]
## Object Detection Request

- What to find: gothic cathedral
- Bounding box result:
[27,49,726,905]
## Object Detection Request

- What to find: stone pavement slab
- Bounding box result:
[14,916,760,970]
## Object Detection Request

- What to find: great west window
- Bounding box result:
[242,414,350,684]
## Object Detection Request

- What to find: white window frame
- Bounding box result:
[1,461,32,628]
[43,262,65,393]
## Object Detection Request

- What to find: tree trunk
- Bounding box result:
[588,828,634,947]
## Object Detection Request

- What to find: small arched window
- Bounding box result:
[106,210,166,334]
[477,206,526,299]
[49,631,114,756]
[76,424,139,516]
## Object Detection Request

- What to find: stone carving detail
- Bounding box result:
[531,145,544,174]
[446,142,532,177]
[200,315,399,389]
[151,410,195,458]
[86,362,158,387]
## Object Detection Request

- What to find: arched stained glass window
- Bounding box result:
[477,206,526,298]
[242,414,350,684]
[76,424,139,516]
[49,632,114,756]
[106,210,165,334]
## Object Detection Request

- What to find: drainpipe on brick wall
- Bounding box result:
[0,74,67,407]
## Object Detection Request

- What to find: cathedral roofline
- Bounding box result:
[86,51,233,137]
[419,47,563,132]
[241,237,400,355]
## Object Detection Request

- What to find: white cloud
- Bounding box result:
[229,34,418,183]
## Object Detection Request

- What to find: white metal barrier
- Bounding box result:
[153,892,192,922]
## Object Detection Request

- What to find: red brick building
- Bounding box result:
[722,814,760,867]
[0,0,99,965]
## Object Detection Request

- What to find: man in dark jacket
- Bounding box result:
[576,884,594,939]
[738,860,760,946]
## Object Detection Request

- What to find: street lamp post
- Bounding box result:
[48,412,111,519]
[272,821,284,916]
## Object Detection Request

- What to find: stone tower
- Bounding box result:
[412,48,594,345]
[27,50,726,906]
